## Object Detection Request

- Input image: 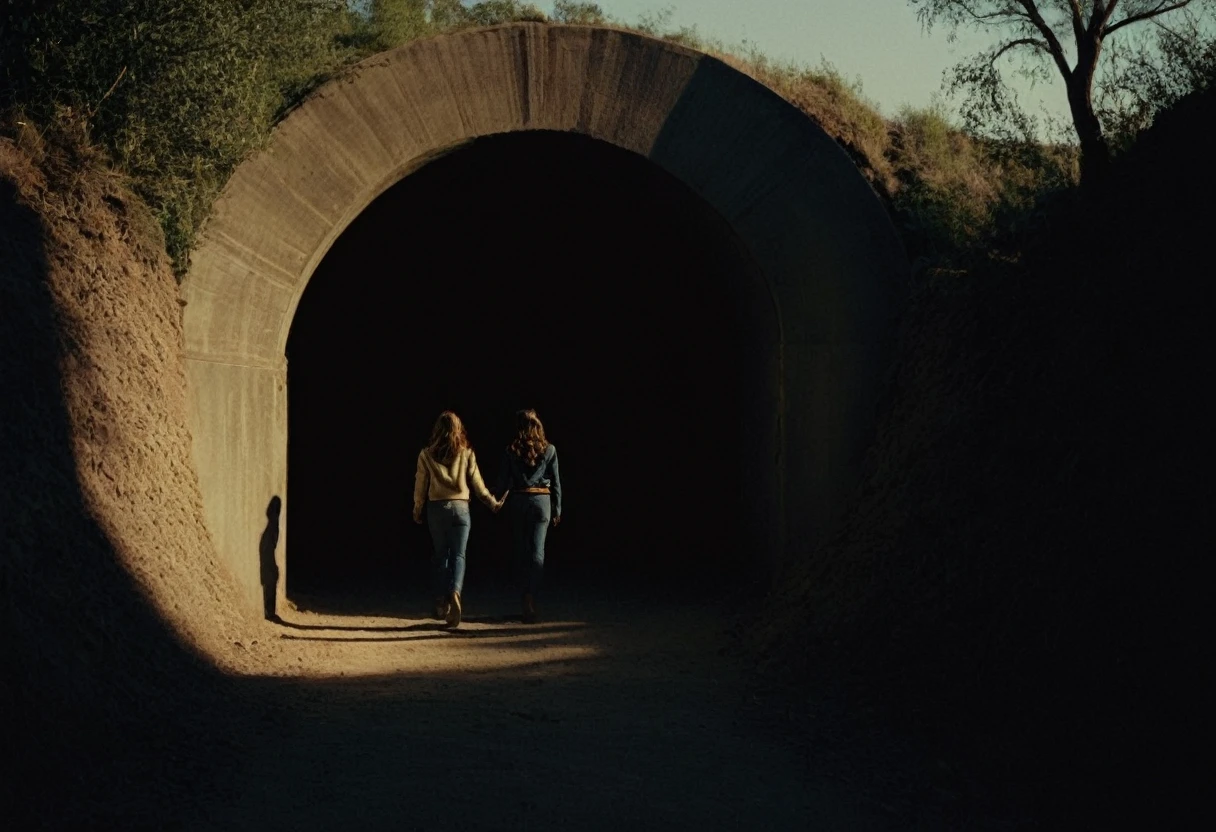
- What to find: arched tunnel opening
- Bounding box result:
[285,130,780,614]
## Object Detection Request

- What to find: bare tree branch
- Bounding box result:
[963,5,1031,25]
[1107,0,1196,34]
[908,0,1210,183]
[1017,0,1075,77]
[992,36,1054,60]
[86,65,128,120]
[1066,0,1087,42]
[1093,0,1122,33]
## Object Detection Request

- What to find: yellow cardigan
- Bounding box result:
[412,447,498,518]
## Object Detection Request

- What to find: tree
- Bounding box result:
[551,2,607,25]
[460,1,547,25]
[1096,9,1216,145]
[1,0,350,270]
[910,1,1214,184]
[362,0,432,49]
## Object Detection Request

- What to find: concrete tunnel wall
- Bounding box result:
[180,23,908,615]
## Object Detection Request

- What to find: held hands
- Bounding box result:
[492,494,506,514]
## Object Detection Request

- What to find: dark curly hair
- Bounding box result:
[508,409,549,467]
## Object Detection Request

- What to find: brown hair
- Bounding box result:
[508,409,549,467]
[426,410,469,465]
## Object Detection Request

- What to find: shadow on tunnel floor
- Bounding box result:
[280,624,589,642]
[284,567,752,621]
[281,577,738,627]
[192,585,1091,831]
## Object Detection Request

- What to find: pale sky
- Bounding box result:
[597,0,1075,128]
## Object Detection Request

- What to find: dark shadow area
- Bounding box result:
[278,613,551,631]
[286,130,775,611]
[193,590,1010,830]
[282,623,589,642]
[0,175,247,827]
[768,85,1216,826]
[259,495,282,621]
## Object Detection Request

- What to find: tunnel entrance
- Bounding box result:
[285,130,777,611]
[182,27,908,619]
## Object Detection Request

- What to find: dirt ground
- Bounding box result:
[163,583,1030,832]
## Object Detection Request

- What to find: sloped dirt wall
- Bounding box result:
[1,135,267,824]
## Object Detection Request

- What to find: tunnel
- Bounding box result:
[179,24,907,617]
[285,130,775,609]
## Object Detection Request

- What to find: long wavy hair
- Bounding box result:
[426,410,469,465]
[508,409,549,467]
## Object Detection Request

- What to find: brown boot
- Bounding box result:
[522,593,537,624]
[433,596,449,620]
[445,590,462,628]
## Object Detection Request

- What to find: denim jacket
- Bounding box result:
[496,444,562,516]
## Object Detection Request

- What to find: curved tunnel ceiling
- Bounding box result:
[180,23,908,613]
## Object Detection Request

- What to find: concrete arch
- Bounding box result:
[181,23,907,613]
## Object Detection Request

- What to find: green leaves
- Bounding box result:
[3,1,351,274]
[551,1,605,25]
[3,1,590,275]
[907,0,1214,183]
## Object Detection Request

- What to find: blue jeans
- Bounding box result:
[427,500,470,596]
[510,493,550,596]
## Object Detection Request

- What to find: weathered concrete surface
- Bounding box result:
[181,24,908,613]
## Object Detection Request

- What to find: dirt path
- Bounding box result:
[183,586,903,831]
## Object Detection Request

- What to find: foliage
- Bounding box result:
[1,1,353,273]
[0,1,607,273]
[699,42,1077,270]
[551,1,607,25]
[349,1,564,52]
[460,0,548,25]
[6,1,1192,275]
[909,0,1215,181]
[349,1,433,50]
[889,104,1077,264]
[732,52,893,178]
[1096,9,1216,148]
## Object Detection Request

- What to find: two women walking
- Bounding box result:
[412,409,562,628]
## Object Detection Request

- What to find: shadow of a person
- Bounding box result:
[259,496,282,621]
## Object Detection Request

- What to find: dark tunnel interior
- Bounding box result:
[285,130,776,612]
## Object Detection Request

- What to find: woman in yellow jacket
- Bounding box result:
[413,411,502,627]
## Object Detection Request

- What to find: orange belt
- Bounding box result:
[516,487,550,495]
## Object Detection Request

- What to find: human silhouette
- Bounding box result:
[259,496,282,621]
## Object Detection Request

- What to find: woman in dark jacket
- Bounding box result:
[495,409,562,623]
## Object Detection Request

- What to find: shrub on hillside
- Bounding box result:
[686,38,1079,271]
[2,0,352,273]
[889,105,1077,265]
